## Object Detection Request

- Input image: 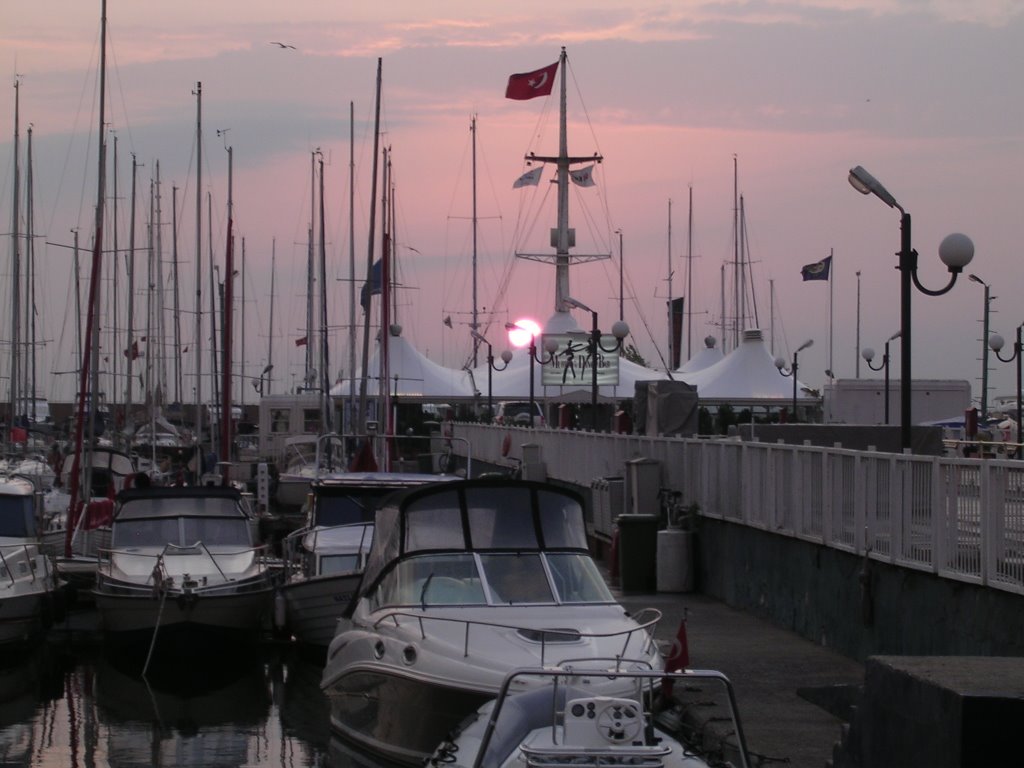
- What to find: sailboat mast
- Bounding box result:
[318,154,331,434]
[193,81,204,464]
[667,198,673,369]
[306,152,315,387]
[26,126,36,419]
[686,185,694,363]
[110,134,118,425]
[470,115,479,367]
[9,77,20,441]
[358,58,382,435]
[268,239,275,396]
[380,147,391,446]
[172,186,182,404]
[220,144,234,470]
[348,101,355,433]
[126,155,137,420]
[554,47,570,311]
[732,155,739,350]
[67,0,109,552]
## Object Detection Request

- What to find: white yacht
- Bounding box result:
[0,475,60,645]
[320,477,663,765]
[426,664,752,768]
[93,485,276,650]
[277,470,454,648]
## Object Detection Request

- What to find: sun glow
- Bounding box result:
[507,318,542,348]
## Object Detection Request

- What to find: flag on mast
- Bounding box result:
[513,166,543,188]
[569,165,596,188]
[505,61,558,100]
[801,255,832,281]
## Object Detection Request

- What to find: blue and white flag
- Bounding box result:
[569,164,596,187]
[513,166,543,188]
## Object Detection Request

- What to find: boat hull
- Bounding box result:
[324,664,491,765]
[0,589,50,645]
[278,573,361,647]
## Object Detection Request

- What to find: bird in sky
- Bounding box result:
[270,41,296,49]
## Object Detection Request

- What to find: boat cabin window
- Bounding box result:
[404,491,465,551]
[374,553,484,607]
[466,486,537,549]
[319,553,362,575]
[113,516,250,548]
[0,496,36,538]
[480,553,553,604]
[314,493,378,526]
[545,553,615,603]
[538,493,588,549]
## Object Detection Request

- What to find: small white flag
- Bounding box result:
[513,166,543,188]
[569,165,596,187]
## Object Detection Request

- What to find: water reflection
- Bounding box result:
[0,634,392,767]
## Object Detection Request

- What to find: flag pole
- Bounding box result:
[829,247,834,376]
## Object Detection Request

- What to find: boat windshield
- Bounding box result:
[372,550,613,608]
[0,496,35,538]
[314,491,384,527]
[112,516,252,549]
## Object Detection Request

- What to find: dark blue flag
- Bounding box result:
[801,255,832,281]
[360,259,383,310]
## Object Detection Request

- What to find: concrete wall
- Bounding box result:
[692,517,1024,661]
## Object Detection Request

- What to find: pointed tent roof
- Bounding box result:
[676,335,725,375]
[330,326,476,400]
[678,329,817,405]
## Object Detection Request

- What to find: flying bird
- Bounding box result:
[270,41,296,49]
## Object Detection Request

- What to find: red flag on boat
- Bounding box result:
[505,61,557,100]
[295,336,308,347]
[11,426,28,443]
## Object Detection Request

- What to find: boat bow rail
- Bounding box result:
[360,606,662,664]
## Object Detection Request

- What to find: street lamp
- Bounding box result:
[564,297,630,431]
[505,322,558,428]
[968,274,993,418]
[470,331,512,423]
[862,331,901,425]
[848,165,975,452]
[253,364,274,396]
[775,339,813,423]
[990,326,1023,457]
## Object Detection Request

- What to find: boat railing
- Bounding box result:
[466,664,751,768]
[371,606,662,665]
[0,543,40,586]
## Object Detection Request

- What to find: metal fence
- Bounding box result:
[456,423,1024,596]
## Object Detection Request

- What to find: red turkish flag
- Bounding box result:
[505,61,557,100]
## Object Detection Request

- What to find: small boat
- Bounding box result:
[426,663,752,768]
[93,485,277,650]
[275,435,321,510]
[0,475,61,646]
[276,433,462,648]
[320,477,663,765]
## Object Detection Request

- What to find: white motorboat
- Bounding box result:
[277,471,455,648]
[426,663,751,768]
[93,485,276,650]
[0,475,60,646]
[275,436,321,509]
[320,478,663,765]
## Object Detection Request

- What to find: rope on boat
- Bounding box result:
[142,558,169,678]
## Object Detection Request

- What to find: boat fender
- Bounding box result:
[273,591,287,631]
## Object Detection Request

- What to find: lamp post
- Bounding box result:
[564,297,630,432]
[505,322,557,428]
[470,331,512,423]
[990,326,1023,457]
[968,274,993,418]
[848,165,975,452]
[775,339,813,423]
[254,363,273,396]
[862,331,901,425]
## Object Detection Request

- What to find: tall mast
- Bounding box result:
[9,77,20,440]
[380,147,391,445]
[470,115,479,367]
[67,0,108,553]
[268,239,275,396]
[220,144,234,470]
[667,198,673,368]
[358,59,382,434]
[207,192,218,456]
[109,133,118,423]
[193,81,203,461]
[732,156,739,349]
[125,155,138,421]
[348,102,356,432]
[318,154,331,434]
[26,125,35,418]
[154,161,165,404]
[172,185,182,403]
[686,185,694,363]
[305,151,315,387]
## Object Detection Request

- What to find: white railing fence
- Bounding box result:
[455,424,1024,596]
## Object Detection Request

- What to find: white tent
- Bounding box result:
[676,335,725,375]
[678,328,817,406]
[330,327,476,401]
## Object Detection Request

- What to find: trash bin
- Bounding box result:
[616,514,659,593]
[657,528,694,592]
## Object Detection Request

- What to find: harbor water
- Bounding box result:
[1,616,395,768]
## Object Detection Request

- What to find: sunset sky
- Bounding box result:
[2,1,1022,409]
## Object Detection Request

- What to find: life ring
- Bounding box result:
[501,433,512,457]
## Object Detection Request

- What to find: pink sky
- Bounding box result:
[2,1,1023,409]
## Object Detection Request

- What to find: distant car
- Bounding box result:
[494,401,545,427]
